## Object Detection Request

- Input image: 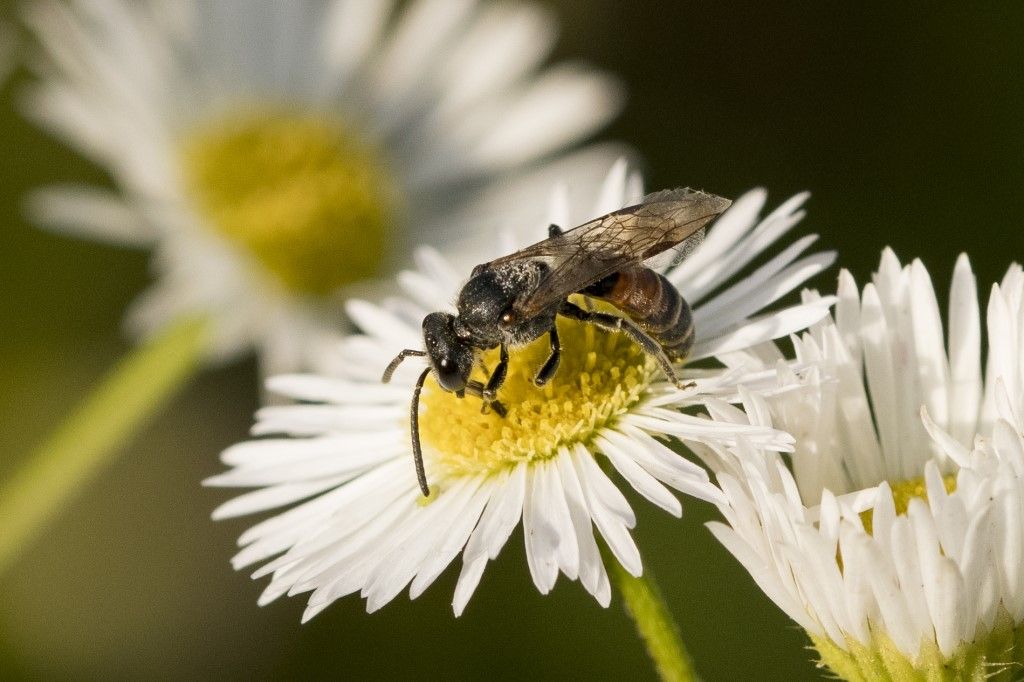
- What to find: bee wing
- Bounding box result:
[500,188,731,317]
[643,222,707,274]
[511,189,728,315]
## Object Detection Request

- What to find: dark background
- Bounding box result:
[2,1,1022,679]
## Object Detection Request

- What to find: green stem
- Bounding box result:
[0,316,208,575]
[605,546,700,682]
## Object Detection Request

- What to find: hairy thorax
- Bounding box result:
[455,261,555,348]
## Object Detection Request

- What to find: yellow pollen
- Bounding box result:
[420,314,658,478]
[859,473,957,535]
[180,108,397,295]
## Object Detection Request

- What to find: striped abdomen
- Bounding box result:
[582,268,694,359]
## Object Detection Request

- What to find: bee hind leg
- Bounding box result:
[558,301,691,390]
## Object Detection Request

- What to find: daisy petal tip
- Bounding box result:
[364,597,386,615]
[301,604,326,624]
[343,299,388,333]
[257,589,281,609]
[738,186,768,203]
[413,244,443,264]
[209,503,234,521]
[263,373,306,396]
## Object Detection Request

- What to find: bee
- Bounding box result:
[383,188,732,495]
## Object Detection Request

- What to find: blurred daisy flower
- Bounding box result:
[702,250,1024,679]
[206,160,837,619]
[20,0,624,372]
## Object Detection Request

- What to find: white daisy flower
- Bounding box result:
[702,250,1024,679]
[20,0,625,372]
[205,160,837,620]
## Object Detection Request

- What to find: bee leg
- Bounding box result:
[548,223,563,237]
[465,381,508,417]
[482,344,509,401]
[534,326,561,386]
[559,301,689,389]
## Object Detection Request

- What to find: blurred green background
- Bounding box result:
[3,1,1024,680]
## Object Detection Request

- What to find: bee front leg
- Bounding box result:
[534,326,561,386]
[465,381,508,417]
[559,301,692,390]
[483,344,509,401]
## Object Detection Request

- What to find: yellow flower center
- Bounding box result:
[420,314,658,478]
[859,474,957,535]
[180,109,397,295]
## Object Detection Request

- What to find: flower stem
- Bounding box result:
[0,316,208,575]
[605,546,700,682]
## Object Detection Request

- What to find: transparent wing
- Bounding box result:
[643,225,706,274]
[491,188,731,317]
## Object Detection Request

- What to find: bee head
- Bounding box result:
[422,312,474,393]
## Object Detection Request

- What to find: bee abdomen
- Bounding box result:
[583,268,694,359]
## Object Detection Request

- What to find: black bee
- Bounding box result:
[383,188,732,495]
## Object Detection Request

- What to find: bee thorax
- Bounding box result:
[456,261,549,346]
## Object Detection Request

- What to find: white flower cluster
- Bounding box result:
[700,253,1024,677]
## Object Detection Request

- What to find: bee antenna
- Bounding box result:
[382,348,426,383]
[410,366,432,497]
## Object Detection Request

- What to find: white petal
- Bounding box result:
[431,2,555,121]
[947,254,982,445]
[266,374,408,404]
[462,65,623,172]
[322,0,394,84]
[573,445,641,577]
[363,477,483,611]
[523,462,560,593]
[690,300,834,361]
[909,260,951,429]
[705,520,821,635]
[555,451,608,604]
[463,464,527,562]
[598,436,682,517]
[211,475,348,519]
[410,481,492,598]
[369,0,477,121]
[26,184,155,246]
[452,555,488,617]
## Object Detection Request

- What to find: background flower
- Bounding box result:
[700,252,1024,678]
[20,0,625,372]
